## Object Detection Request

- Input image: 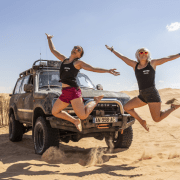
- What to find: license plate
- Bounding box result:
[93,117,118,123]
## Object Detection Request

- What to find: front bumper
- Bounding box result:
[46,114,135,134]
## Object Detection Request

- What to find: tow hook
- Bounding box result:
[96,124,109,129]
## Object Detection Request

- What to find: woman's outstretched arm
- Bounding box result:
[105,45,137,69]
[151,53,180,67]
[78,60,120,76]
[45,33,67,62]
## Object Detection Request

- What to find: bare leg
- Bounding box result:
[85,96,104,115]
[148,102,180,122]
[171,104,180,110]
[124,97,149,131]
[71,95,104,120]
[52,99,82,131]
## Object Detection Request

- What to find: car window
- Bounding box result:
[14,78,23,94]
[29,75,33,84]
[77,73,95,89]
[20,75,30,93]
[39,70,62,89]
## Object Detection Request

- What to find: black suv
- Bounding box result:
[9,60,135,155]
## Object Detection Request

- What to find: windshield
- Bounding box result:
[39,70,61,89]
[38,70,95,89]
[77,73,95,89]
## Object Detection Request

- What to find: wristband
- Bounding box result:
[111,48,114,52]
[179,53,180,55]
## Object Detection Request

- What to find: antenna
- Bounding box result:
[46,51,50,91]
[45,34,48,60]
[46,62,50,91]
[40,47,41,60]
[44,36,50,91]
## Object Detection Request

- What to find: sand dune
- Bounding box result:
[0,88,180,179]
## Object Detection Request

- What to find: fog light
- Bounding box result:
[67,110,75,113]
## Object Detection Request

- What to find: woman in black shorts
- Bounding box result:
[105,45,180,131]
[45,34,120,131]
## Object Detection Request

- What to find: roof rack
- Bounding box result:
[33,59,61,67]
[19,59,61,78]
[19,68,33,78]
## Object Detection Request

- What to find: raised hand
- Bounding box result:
[45,33,54,39]
[109,69,120,76]
[105,45,114,51]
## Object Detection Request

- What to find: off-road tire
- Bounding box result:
[34,116,60,155]
[105,126,133,149]
[9,113,23,142]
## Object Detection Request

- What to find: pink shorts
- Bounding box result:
[59,87,82,104]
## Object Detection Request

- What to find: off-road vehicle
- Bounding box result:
[9,59,135,155]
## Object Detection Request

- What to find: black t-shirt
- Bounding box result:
[135,62,155,90]
[60,58,79,87]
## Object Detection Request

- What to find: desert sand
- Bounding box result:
[0,88,180,180]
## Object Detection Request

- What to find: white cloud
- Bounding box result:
[166,22,180,31]
[159,80,164,83]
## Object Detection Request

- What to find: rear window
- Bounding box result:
[14,78,23,94]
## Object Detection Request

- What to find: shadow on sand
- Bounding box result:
[61,164,142,178]
[0,130,142,179]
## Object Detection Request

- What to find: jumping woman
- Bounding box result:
[105,45,180,131]
[45,34,120,132]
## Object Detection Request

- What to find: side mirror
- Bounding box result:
[96,84,103,90]
[24,84,33,93]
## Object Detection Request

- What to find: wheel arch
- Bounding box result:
[9,108,14,117]
[9,104,18,120]
[32,107,46,137]
[33,107,46,127]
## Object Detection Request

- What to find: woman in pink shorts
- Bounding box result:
[46,33,120,131]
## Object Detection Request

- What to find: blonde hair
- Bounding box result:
[135,48,151,62]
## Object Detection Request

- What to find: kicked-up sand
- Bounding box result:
[0,88,180,180]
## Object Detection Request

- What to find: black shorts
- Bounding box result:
[138,86,161,103]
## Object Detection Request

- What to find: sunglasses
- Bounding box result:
[74,46,81,52]
[139,51,148,55]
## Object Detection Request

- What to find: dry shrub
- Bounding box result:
[0,95,10,126]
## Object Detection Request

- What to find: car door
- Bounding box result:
[14,77,24,121]
[18,75,34,124]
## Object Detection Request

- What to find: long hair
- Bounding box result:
[135,48,151,62]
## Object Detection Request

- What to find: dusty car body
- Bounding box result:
[9,60,135,155]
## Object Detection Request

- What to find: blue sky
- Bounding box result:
[1,0,180,93]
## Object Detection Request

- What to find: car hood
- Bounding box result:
[39,88,129,98]
[81,89,130,105]
[38,88,130,105]
[81,89,129,98]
